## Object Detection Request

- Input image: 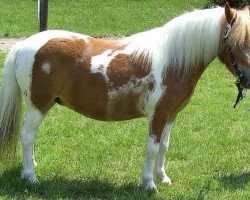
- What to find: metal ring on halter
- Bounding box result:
[235,68,243,78]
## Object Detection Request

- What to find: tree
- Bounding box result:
[205,0,250,8]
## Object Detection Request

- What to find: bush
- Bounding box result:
[205,0,250,8]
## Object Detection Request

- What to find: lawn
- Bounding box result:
[0,0,207,37]
[0,57,249,200]
[0,0,250,199]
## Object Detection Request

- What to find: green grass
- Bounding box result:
[0,0,250,199]
[0,59,249,199]
[0,0,207,37]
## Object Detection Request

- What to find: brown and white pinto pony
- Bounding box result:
[0,4,249,190]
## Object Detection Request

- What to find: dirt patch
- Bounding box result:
[0,37,26,53]
[0,35,125,53]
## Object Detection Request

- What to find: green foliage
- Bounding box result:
[206,0,250,8]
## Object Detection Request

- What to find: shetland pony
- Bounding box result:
[0,3,250,190]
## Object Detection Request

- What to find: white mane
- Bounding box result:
[123,7,225,74]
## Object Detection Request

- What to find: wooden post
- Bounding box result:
[39,0,48,32]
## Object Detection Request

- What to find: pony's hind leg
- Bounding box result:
[154,121,174,185]
[21,106,44,183]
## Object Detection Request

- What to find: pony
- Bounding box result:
[0,3,249,191]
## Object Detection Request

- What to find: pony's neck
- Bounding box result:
[125,7,225,73]
[163,7,225,71]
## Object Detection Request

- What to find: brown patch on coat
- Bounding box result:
[148,81,154,91]
[31,37,124,118]
[105,51,153,119]
[31,36,154,121]
[107,90,143,120]
[150,66,206,142]
[107,52,152,88]
[88,37,125,55]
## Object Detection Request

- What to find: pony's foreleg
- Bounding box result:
[154,121,174,185]
[21,106,44,183]
[141,113,160,190]
[141,135,159,190]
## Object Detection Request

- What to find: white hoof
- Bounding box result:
[154,171,172,186]
[141,176,157,191]
[21,171,39,184]
[161,175,172,186]
[145,180,157,191]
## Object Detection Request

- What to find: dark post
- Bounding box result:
[39,0,48,32]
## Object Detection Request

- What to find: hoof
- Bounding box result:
[21,172,39,184]
[141,176,158,192]
[161,176,172,186]
[154,171,172,186]
[144,181,157,191]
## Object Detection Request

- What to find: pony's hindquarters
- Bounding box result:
[0,44,22,164]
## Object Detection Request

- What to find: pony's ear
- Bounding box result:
[243,5,250,14]
[225,2,237,24]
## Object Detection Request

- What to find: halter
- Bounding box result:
[224,23,247,108]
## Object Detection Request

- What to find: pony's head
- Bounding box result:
[219,3,250,89]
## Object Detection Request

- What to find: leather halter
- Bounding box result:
[224,23,247,108]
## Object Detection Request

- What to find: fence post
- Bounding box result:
[39,0,48,32]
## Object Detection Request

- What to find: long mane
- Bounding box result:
[123,7,225,74]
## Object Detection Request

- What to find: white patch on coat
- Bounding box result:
[154,122,173,185]
[121,31,168,115]
[90,46,135,82]
[90,50,113,82]
[21,106,44,183]
[89,42,165,116]
[41,62,51,74]
[107,74,155,114]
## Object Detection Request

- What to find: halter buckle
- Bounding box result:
[224,23,232,39]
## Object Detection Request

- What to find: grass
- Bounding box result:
[0,0,250,199]
[0,0,207,37]
[0,60,249,199]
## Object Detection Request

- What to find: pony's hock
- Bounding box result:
[0,3,249,191]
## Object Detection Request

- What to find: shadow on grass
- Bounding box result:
[217,171,250,190]
[0,167,163,200]
[196,171,250,199]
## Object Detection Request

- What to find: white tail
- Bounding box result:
[0,44,22,163]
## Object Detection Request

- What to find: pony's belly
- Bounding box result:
[61,89,145,121]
